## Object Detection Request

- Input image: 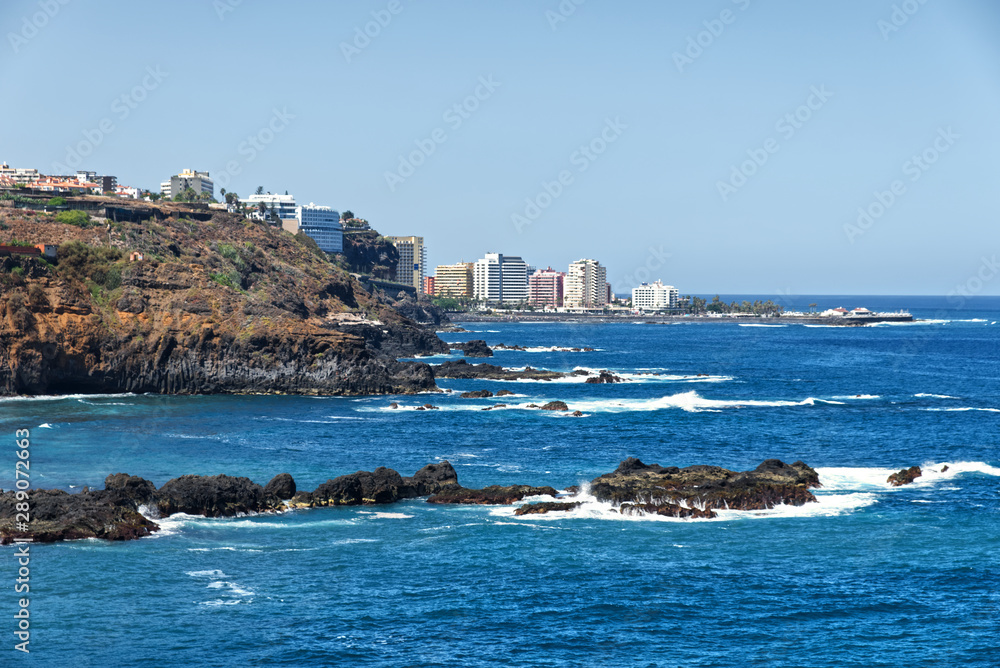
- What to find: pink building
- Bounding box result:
[529,267,565,308]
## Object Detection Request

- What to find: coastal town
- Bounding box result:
[1,161,910,323]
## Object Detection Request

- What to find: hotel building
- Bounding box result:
[283,203,343,253]
[161,169,214,199]
[564,259,607,309]
[528,268,565,308]
[632,281,679,310]
[434,262,473,297]
[387,236,426,293]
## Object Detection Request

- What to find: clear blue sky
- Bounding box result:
[3,0,999,296]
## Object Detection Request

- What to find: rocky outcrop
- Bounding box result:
[539,401,569,411]
[307,462,459,507]
[264,473,296,501]
[514,501,582,516]
[618,502,716,519]
[0,488,158,544]
[402,462,459,496]
[460,389,493,398]
[887,466,922,486]
[588,457,820,515]
[584,370,623,384]
[456,340,493,357]
[157,474,268,518]
[426,485,558,505]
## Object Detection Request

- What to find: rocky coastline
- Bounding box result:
[1,457,836,544]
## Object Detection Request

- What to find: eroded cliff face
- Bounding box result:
[0,211,444,396]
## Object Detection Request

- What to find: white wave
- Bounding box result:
[372,512,413,519]
[490,486,875,523]
[77,399,135,406]
[200,600,241,606]
[37,423,54,429]
[504,367,734,384]
[0,392,138,403]
[923,407,1000,413]
[831,394,881,400]
[914,393,960,399]
[817,461,1000,492]
[802,324,841,328]
[738,324,787,328]
[564,391,845,414]
[186,569,227,578]
[207,581,256,597]
[332,538,379,545]
[492,346,601,353]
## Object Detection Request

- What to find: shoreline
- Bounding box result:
[450,313,915,325]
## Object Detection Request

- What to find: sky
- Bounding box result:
[2,0,999,296]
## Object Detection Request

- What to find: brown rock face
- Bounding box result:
[514,501,582,516]
[887,466,922,486]
[0,211,445,396]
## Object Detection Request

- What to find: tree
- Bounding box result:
[255,186,264,195]
[341,210,354,220]
[220,188,226,200]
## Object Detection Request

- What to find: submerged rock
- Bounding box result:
[887,466,922,486]
[514,501,582,516]
[460,389,494,398]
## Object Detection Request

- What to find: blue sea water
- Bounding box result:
[2,296,999,667]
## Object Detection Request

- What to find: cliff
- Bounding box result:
[0,209,446,396]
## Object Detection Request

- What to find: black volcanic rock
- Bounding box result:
[539,401,569,411]
[588,458,820,514]
[460,389,493,398]
[402,462,459,497]
[457,339,493,357]
[103,473,158,509]
[584,370,623,384]
[426,485,558,505]
[0,488,158,544]
[264,473,297,501]
[514,501,582,516]
[157,474,267,517]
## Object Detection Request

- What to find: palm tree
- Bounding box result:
[255,186,264,196]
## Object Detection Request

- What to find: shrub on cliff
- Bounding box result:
[54,210,93,228]
[57,242,123,289]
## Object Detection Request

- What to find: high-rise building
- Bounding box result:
[564,259,608,309]
[632,281,679,310]
[423,276,436,295]
[286,203,343,253]
[435,262,473,297]
[387,236,426,292]
[500,255,529,304]
[473,253,503,303]
[529,267,565,308]
[161,169,214,199]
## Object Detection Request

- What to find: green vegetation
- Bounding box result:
[431,296,462,311]
[4,239,35,247]
[48,197,67,207]
[56,242,123,289]
[701,295,783,316]
[55,209,93,228]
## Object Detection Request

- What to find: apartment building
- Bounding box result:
[564,259,608,309]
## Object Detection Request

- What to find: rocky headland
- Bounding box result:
[0,209,447,396]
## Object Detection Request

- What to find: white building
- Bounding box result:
[241,193,297,223]
[473,253,503,303]
[284,203,343,253]
[564,259,608,309]
[501,255,529,304]
[0,163,39,184]
[632,280,679,310]
[161,169,214,199]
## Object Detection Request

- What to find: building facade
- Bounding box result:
[473,253,503,303]
[242,194,297,223]
[289,203,343,253]
[564,259,608,309]
[435,262,473,297]
[500,255,529,304]
[423,277,436,296]
[631,280,679,310]
[161,169,214,199]
[0,164,39,184]
[387,236,426,292]
[528,267,565,308]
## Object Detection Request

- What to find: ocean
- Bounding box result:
[2,295,999,667]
